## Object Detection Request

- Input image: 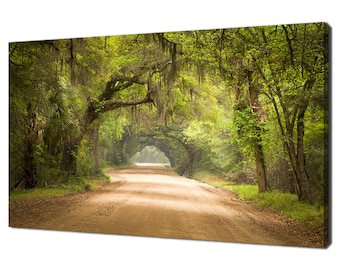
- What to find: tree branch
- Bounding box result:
[282,25,294,66]
[83,59,172,126]
[99,75,143,101]
[102,94,153,113]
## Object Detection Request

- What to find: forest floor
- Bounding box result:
[9,164,325,248]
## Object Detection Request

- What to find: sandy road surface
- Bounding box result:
[10,164,321,247]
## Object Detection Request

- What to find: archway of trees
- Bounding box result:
[9,23,329,204]
[102,130,196,177]
[131,146,171,165]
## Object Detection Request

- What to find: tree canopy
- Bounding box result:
[9,23,328,204]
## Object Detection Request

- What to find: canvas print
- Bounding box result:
[9,22,329,248]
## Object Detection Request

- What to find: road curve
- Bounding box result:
[25,165,312,246]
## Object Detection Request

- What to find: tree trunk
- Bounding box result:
[173,143,199,177]
[156,142,176,167]
[267,89,296,193]
[296,104,312,203]
[69,39,77,87]
[23,136,38,189]
[285,129,312,203]
[248,70,268,192]
[60,140,80,175]
[183,144,201,178]
[110,133,131,166]
[91,122,100,174]
[21,103,39,189]
[277,80,313,203]
[253,136,267,192]
[176,160,188,176]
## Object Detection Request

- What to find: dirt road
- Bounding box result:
[9,164,322,247]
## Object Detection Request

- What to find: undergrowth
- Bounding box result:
[193,171,326,233]
[10,171,111,203]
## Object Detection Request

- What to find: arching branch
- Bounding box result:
[282,25,294,66]
[102,95,153,113]
[83,59,172,126]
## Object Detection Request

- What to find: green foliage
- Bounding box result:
[229,186,325,229]
[9,23,328,206]
[10,173,111,203]
[99,112,128,142]
[10,188,69,203]
[194,171,325,230]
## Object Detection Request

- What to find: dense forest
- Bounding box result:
[9,23,328,205]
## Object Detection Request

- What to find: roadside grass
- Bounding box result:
[10,172,111,204]
[193,171,326,232]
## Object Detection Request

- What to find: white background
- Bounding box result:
[1,1,338,269]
